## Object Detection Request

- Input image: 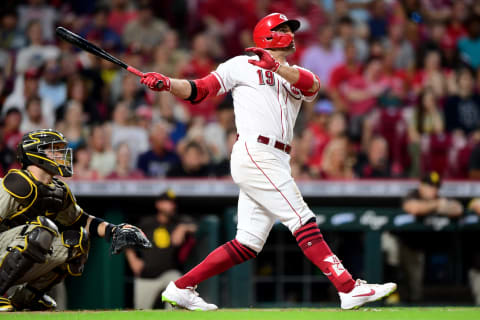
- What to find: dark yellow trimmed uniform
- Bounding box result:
[0,168,89,309]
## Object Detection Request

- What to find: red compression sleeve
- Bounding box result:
[190,73,221,103]
[294,69,320,96]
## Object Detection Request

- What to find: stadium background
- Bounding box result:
[1,0,480,310]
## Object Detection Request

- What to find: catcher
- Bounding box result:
[0,129,152,312]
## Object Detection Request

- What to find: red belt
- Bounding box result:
[236,134,291,154]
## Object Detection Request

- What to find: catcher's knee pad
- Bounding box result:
[235,230,267,253]
[0,249,35,295]
[61,228,90,276]
[24,226,57,263]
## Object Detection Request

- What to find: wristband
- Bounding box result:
[88,217,104,238]
[104,223,116,241]
[294,68,315,91]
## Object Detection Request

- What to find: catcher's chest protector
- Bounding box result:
[2,169,69,228]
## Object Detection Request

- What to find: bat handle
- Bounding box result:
[127,66,163,89]
[126,66,144,77]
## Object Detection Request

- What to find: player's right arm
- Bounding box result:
[141,57,238,103]
[141,72,223,103]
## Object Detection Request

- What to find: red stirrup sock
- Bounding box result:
[175,239,257,289]
[294,218,356,293]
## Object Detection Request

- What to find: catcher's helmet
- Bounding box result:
[253,13,300,49]
[17,129,73,177]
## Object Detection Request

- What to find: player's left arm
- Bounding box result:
[245,47,320,95]
[56,181,152,254]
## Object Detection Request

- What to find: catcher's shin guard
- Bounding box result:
[0,223,57,295]
[0,249,35,295]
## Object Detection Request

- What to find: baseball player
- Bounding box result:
[140,13,397,310]
[0,129,151,312]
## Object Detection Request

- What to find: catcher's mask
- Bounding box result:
[17,129,73,177]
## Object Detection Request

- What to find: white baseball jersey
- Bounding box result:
[212,55,317,144]
[207,55,318,252]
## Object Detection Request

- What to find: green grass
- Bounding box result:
[1,308,480,320]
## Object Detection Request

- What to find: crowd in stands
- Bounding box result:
[1,0,480,180]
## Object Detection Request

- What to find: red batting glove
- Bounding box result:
[140,72,171,92]
[245,47,280,72]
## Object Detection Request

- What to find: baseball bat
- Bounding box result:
[55,26,163,88]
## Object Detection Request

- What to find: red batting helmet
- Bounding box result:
[253,13,300,49]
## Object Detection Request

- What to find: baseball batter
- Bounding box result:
[141,13,396,310]
[0,129,151,312]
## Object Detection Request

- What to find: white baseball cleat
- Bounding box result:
[161,281,218,311]
[339,279,397,310]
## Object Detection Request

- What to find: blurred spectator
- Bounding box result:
[368,0,389,39]
[0,9,26,50]
[123,1,169,53]
[137,121,179,177]
[305,100,335,171]
[0,130,16,176]
[328,41,362,112]
[469,142,480,179]
[115,74,147,110]
[406,88,445,176]
[180,33,215,80]
[301,25,344,85]
[80,6,122,52]
[107,0,138,35]
[382,22,415,71]
[3,68,55,127]
[15,20,59,73]
[213,129,238,177]
[167,141,211,177]
[354,135,391,178]
[155,100,187,146]
[333,16,368,63]
[180,33,218,121]
[71,144,99,180]
[125,190,197,309]
[0,71,9,110]
[197,0,252,57]
[17,0,57,42]
[458,15,480,69]
[150,30,189,78]
[398,172,463,302]
[290,133,313,179]
[106,101,149,168]
[106,142,144,179]
[38,58,67,110]
[204,99,235,163]
[20,95,48,132]
[63,75,102,124]
[445,67,480,136]
[282,0,327,46]
[319,136,354,179]
[89,124,116,178]
[55,101,88,150]
[1,108,22,151]
[342,56,389,139]
[446,1,468,45]
[413,50,449,98]
[135,105,154,130]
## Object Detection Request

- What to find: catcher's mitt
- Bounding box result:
[110,223,152,255]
